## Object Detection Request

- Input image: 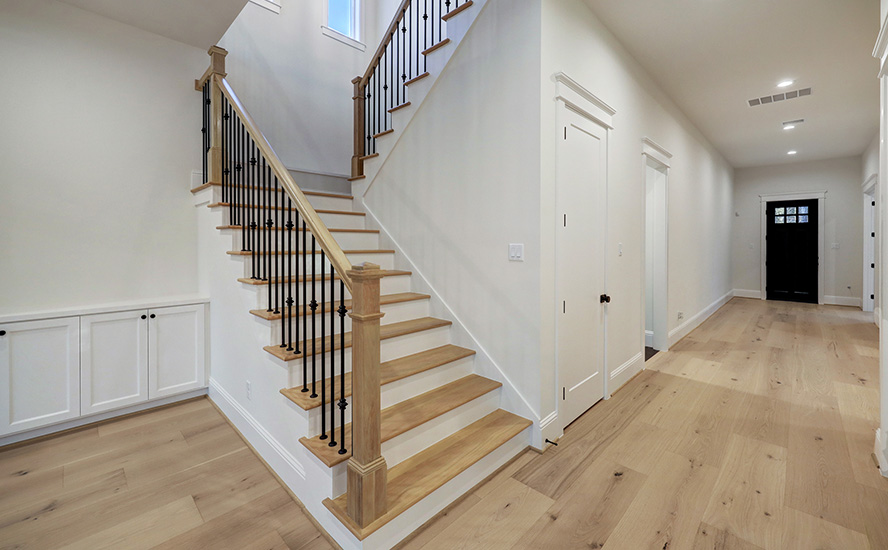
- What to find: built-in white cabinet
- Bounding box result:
[0,302,207,437]
[81,310,149,415]
[149,304,206,399]
[0,317,81,435]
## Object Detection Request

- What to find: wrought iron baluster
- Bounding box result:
[329,265,337,448]
[286,199,295,352]
[302,221,309,393]
[310,236,318,398]
[320,251,327,440]
[338,280,348,455]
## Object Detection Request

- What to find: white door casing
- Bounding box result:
[864,176,877,313]
[556,105,608,428]
[642,138,671,352]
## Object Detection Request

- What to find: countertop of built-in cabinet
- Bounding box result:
[0,295,211,325]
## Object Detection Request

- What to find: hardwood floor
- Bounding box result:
[2,299,885,549]
[0,398,334,550]
[398,299,888,550]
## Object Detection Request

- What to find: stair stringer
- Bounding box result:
[351,0,490,203]
[193,186,365,549]
[360,203,542,447]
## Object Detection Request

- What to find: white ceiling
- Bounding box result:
[583,0,881,168]
[59,0,249,50]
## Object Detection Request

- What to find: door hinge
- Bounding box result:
[563,387,566,400]
[564,127,567,140]
[563,214,567,227]
[563,301,566,313]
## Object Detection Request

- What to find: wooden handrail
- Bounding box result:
[359,0,412,88]
[214,74,354,291]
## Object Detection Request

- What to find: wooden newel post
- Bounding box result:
[351,76,366,179]
[207,46,228,185]
[346,262,387,527]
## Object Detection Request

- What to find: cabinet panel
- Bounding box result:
[0,317,81,435]
[149,304,206,398]
[81,310,148,414]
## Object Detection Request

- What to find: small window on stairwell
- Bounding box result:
[323,0,365,51]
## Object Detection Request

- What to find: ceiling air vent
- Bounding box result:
[747,87,812,107]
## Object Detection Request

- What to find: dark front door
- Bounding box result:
[766,199,818,303]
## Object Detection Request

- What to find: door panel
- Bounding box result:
[766,199,818,303]
[81,310,149,414]
[557,108,607,427]
[0,317,80,435]
[149,304,206,399]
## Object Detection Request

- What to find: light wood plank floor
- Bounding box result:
[398,299,888,550]
[0,398,335,550]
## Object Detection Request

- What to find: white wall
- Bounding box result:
[218,1,381,177]
[864,132,880,180]
[539,0,735,422]
[0,0,205,316]
[732,157,864,304]
[363,0,545,416]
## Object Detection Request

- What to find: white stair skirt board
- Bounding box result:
[608,351,644,397]
[733,289,762,299]
[824,295,863,308]
[0,388,207,447]
[668,290,734,348]
[359,204,540,446]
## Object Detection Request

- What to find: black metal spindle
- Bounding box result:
[201,81,208,185]
[338,281,347,455]
[310,236,318,398]
[423,0,429,72]
[265,167,272,289]
[227,102,234,226]
[329,265,337,448]
[239,123,247,251]
[274,179,280,314]
[287,199,295,353]
[320,250,327,440]
[280,187,288,349]
[302,220,309,393]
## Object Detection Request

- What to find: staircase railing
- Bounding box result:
[351,0,473,178]
[197,47,386,526]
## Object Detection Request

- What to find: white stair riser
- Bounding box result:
[251,274,412,310]
[210,186,355,212]
[219,208,366,230]
[232,251,395,278]
[303,355,474,436]
[226,229,379,251]
[329,389,501,498]
[285,326,452,386]
[263,299,431,341]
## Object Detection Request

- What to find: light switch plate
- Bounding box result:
[509,243,524,262]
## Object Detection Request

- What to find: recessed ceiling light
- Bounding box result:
[783,125,796,130]
[787,150,797,155]
[778,79,794,88]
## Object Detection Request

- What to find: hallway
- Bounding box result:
[400,299,888,549]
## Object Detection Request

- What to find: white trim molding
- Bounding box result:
[608,351,643,397]
[874,14,888,75]
[321,26,366,51]
[863,173,878,192]
[668,290,733,347]
[553,72,616,129]
[759,191,827,305]
[875,428,888,477]
[824,296,863,308]
[641,137,673,168]
[250,0,281,14]
[733,289,762,299]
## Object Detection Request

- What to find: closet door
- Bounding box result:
[81,310,149,414]
[148,304,206,399]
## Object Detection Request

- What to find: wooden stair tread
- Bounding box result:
[227,249,393,257]
[422,39,450,56]
[217,225,379,234]
[324,409,531,539]
[193,182,353,200]
[251,292,429,321]
[359,153,379,161]
[236,270,411,286]
[300,374,502,467]
[347,175,366,182]
[404,72,430,86]
[263,317,452,362]
[209,202,365,216]
[280,344,475,410]
[440,0,473,21]
[372,129,394,139]
[388,102,412,114]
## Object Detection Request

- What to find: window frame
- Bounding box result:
[322,0,365,51]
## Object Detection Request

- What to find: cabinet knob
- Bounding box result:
[141,315,147,320]
[150,314,156,319]
[0,330,6,336]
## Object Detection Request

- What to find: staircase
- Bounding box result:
[192,4,533,541]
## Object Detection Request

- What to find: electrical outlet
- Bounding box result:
[677,311,684,321]
[246,380,252,400]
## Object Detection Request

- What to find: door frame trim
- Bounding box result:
[759,191,826,304]
[863,175,878,313]
[642,142,670,352]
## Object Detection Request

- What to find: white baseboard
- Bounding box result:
[668,290,734,348]
[609,351,643,397]
[875,429,888,477]
[876,307,881,328]
[0,388,207,447]
[733,289,762,299]
[824,295,862,308]
[209,378,305,480]
[538,410,560,450]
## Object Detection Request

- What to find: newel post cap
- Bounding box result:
[348,262,385,281]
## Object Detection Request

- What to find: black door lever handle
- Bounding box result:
[600,294,611,304]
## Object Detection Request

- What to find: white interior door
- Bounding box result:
[149,304,206,399]
[0,317,80,435]
[864,193,876,312]
[81,309,149,415]
[557,107,608,428]
[645,158,669,351]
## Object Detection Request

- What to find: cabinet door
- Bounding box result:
[81,310,149,415]
[149,304,206,399]
[0,317,81,435]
